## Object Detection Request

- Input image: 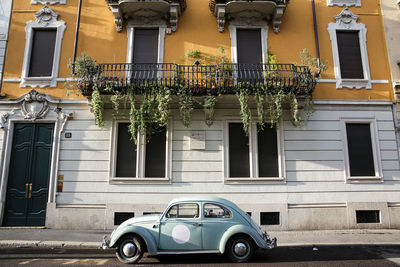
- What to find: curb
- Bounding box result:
[0,240,101,248]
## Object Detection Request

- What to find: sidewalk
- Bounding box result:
[0,228,400,249]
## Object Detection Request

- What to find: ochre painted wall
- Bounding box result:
[1,0,394,101]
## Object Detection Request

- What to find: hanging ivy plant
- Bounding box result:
[177,85,194,128]
[203,94,217,126]
[236,83,251,135]
[91,86,104,128]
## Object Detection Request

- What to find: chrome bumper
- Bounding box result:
[262,232,277,249]
[102,235,110,250]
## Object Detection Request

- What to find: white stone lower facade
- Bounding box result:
[0,94,399,230]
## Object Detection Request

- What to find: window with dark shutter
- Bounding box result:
[346,123,375,176]
[132,29,159,81]
[28,29,57,77]
[145,127,166,177]
[237,29,263,82]
[257,125,279,177]
[116,123,137,177]
[228,123,250,177]
[133,29,158,63]
[237,29,262,64]
[337,31,364,79]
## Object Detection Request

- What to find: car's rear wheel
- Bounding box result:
[225,235,254,263]
[116,235,144,264]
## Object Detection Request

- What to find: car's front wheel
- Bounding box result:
[116,235,144,264]
[225,235,254,263]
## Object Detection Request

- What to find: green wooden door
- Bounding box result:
[3,123,54,226]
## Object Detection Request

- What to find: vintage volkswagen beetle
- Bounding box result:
[102,196,276,263]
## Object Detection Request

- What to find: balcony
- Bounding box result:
[78,63,316,97]
[209,0,289,32]
[105,0,186,32]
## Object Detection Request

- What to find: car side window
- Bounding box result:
[204,203,232,218]
[166,203,199,218]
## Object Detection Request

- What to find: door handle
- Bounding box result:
[193,222,203,227]
[25,184,29,198]
[28,183,32,199]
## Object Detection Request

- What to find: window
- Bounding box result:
[225,122,284,181]
[341,119,382,181]
[228,25,268,65]
[327,0,361,7]
[327,8,371,89]
[204,204,232,218]
[21,6,66,88]
[133,29,158,64]
[336,31,363,79]
[112,122,171,181]
[114,212,134,225]
[166,204,199,218]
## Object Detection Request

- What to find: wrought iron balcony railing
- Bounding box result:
[79,63,316,97]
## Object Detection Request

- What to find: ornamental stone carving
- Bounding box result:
[34,5,59,26]
[334,8,359,28]
[105,0,186,32]
[21,90,50,121]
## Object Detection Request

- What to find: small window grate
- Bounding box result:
[356,210,380,224]
[114,212,134,225]
[260,212,280,225]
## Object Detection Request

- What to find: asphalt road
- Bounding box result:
[0,245,399,266]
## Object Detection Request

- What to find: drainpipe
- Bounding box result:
[72,0,83,74]
[311,0,321,77]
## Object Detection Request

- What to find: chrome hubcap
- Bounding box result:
[122,242,137,257]
[234,242,247,256]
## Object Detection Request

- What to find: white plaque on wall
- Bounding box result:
[190,131,206,150]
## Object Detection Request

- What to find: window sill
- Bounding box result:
[337,79,371,89]
[346,176,383,184]
[21,76,57,88]
[224,177,285,185]
[111,177,171,184]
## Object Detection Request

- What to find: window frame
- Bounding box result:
[340,118,383,182]
[228,25,268,65]
[126,23,166,65]
[110,120,172,183]
[20,6,66,88]
[327,8,371,89]
[224,119,285,183]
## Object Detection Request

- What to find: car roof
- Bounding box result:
[168,196,240,210]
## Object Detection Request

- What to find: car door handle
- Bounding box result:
[193,222,203,227]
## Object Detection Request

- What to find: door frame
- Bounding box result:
[0,90,69,226]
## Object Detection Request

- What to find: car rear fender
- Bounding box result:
[219,224,267,253]
[109,225,158,255]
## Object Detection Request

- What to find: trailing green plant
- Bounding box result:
[203,94,217,126]
[236,83,251,135]
[177,85,194,128]
[91,85,104,128]
[126,83,171,143]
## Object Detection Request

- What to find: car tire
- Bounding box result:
[225,235,254,263]
[116,235,144,264]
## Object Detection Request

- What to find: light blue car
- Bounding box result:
[102,196,277,263]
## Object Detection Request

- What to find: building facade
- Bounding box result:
[0,0,12,88]
[0,0,399,230]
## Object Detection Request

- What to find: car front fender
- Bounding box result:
[219,224,267,254]
[109,225,158,255]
